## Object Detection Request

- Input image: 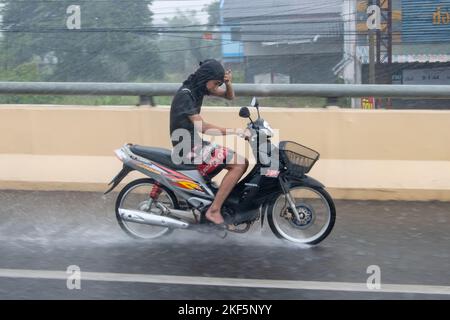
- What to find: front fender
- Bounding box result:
[286,175,325,189]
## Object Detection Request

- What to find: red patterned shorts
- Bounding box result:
[185,143,235,179]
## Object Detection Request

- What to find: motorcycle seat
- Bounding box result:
[129,144,198,171]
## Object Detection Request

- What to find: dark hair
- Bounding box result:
[199,59,215,66]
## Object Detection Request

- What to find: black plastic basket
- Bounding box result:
[279,141,320,176]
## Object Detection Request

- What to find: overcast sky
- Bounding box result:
[150,0,216,25]
[0,1,215,28]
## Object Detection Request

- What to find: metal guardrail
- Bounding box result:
[1,82,450,106]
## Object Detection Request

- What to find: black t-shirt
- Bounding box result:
[170,87,206,156]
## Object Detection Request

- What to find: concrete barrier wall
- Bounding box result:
[1,104,449,200]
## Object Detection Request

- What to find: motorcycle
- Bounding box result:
[105,97,335,245]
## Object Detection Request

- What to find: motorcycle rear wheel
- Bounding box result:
[115,178,179,240]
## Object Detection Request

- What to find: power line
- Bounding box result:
[1,1,344,23]
[2,2,449,59]
[3,26,450,38]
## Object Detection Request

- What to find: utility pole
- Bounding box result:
[377,0,393,65]
[367,0,379,84]
[369,30,376,84]
[369,0,392,84]
[343,0,361,108]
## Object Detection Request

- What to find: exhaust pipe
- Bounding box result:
[168,208,198,224]
[118,208,189,229]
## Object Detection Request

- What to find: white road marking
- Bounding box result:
[0,268,449,295]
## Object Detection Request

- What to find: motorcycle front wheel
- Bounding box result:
[267,185,336,245]
[115,178,179,240]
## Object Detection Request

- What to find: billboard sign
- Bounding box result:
[402,67,450,85]
[402,0,450,42]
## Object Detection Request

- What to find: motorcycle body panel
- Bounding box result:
[106,141,326,224]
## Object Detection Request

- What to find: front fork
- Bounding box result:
[278,175,301,221]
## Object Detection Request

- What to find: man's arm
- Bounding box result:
[210,69,235,100]
[188,114,239,136]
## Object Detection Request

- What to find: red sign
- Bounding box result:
[202,32,213,41]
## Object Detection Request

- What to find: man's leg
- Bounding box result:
[205,153,249,224]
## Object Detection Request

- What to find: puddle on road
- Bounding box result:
[0,214,311,250]
[0,190,312,250]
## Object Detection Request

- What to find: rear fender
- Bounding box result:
[104,165,134,195]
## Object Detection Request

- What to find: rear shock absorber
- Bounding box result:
[150,183,162,199]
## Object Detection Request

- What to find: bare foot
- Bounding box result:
[205,208,225,224]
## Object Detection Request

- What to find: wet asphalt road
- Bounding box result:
[0,190,449,300]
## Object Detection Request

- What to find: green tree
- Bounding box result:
[158,10,201,75]
[204,0,220,26]
[0,0,162,82]
[158,4,222,79]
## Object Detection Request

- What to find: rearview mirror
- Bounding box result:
[250,97,259,108]
[239,106,250,118]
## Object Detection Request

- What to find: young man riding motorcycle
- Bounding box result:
[170,59,251,226]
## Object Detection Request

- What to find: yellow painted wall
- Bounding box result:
[1,104,449,201]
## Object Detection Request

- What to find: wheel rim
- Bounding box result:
[287,202,316,229]
[271,187,331,243]
[119,182,175,239]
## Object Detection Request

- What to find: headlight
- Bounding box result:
[264,129,271,137]
[260,128,273,138]
[263,120,274,137]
